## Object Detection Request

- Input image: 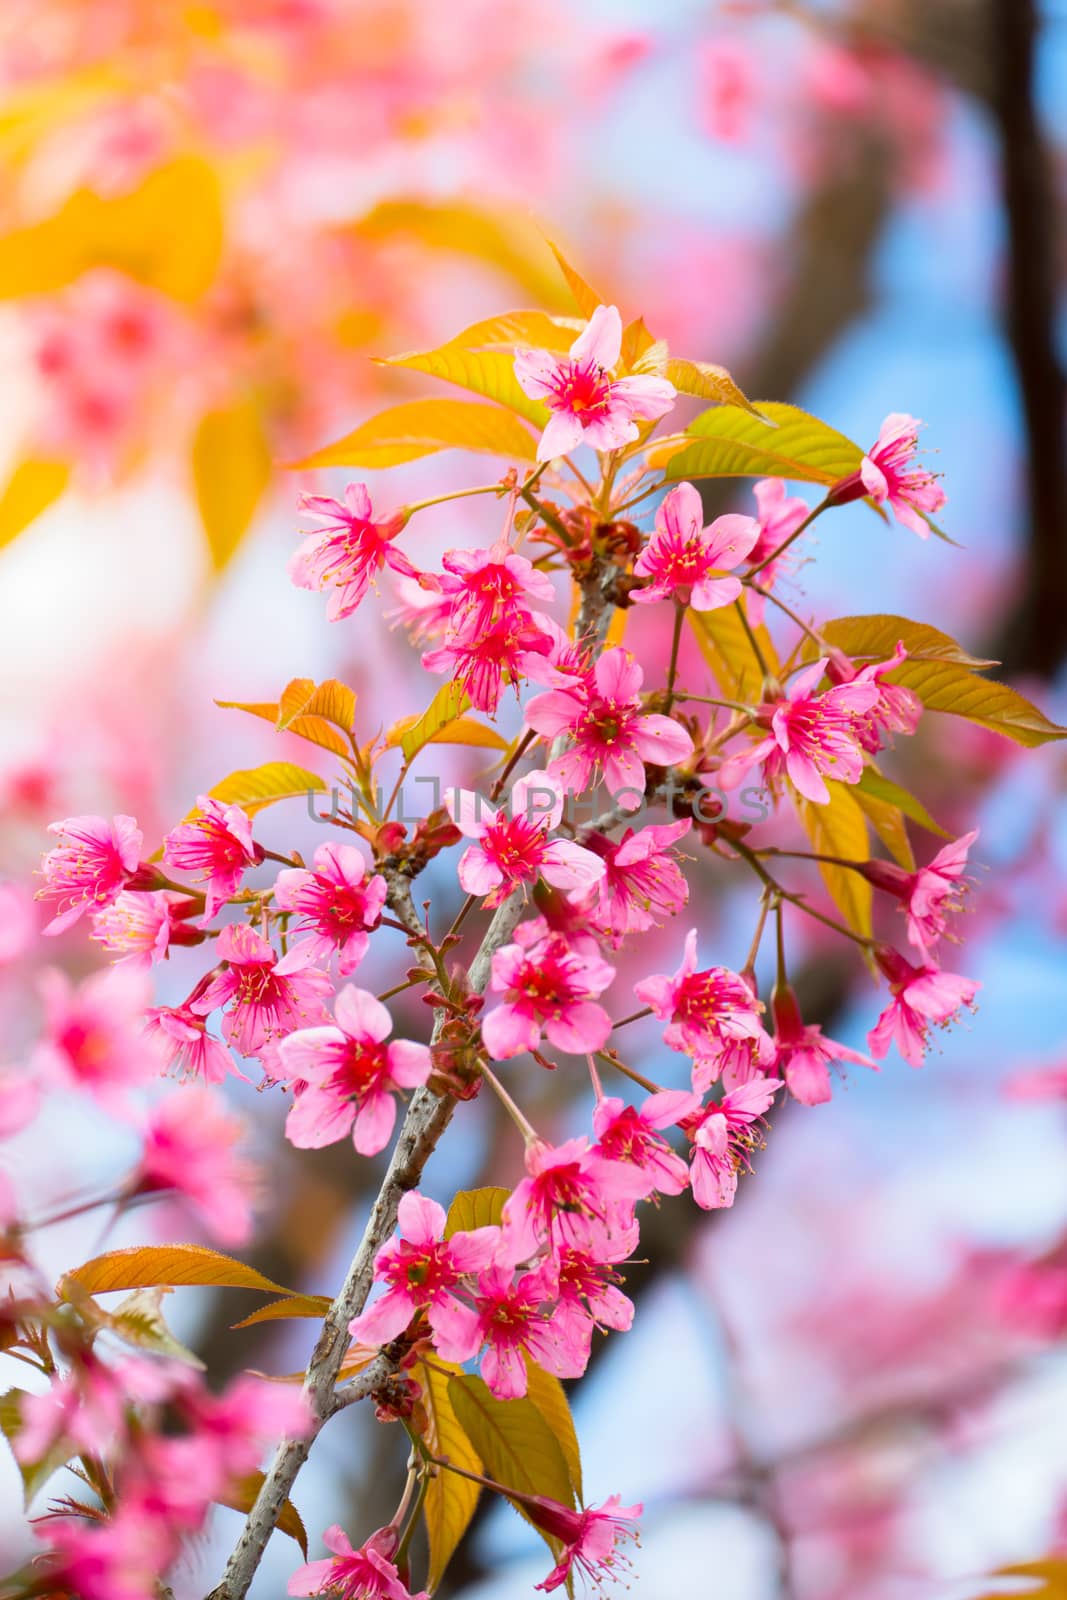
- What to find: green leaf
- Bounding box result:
[202,761,327,816]
[664,401,862,485]
[61,1244,296,1298]
[0,456,70,549]
[419,1360,483,1589]
[688,600,778,702]
[445,1187,510,1237]
[192,397,273,570]
[75,1286,206,1366]
[219,1472,308,1556]
[856,768,948,839]
[664,358,762,418]
[230,1294,333,1330]
[292,397,537,470]
[448,1374,576,1557]
[795,780,873,938]
[396,681,472,763]
[374,345,548,429]
[524,1363,582,1500]
[820,615,998,670]
[851,783,915,871]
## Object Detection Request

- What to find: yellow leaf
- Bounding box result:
[795,780,873,938]
[220,1473,308,1556]
[620,316,657,372]
[60,1244,296,1298]
[666,401,863,485]
[375,345,548,429]
[856,768,947,840]
[665,357,763,418]
[218,680,357,762]
[192,398,273,571]
[971,1560,1067,1600]
[386,713,508,755]
[445,309,583,353]
[0,456,70,550]
[820,615,997,670]
[524,1363,583,1500]
[293,398,536,470]
[852,785,915,871]
[419,1360,484,1590]
[394,682,471,763]
[688,599,778,703]
[71,1285,206,1367]
[230,1294,332,1330]
[445,1187,510,1236]
[202,761,327,816]
[352,200,568,307]
[545,238,605,319]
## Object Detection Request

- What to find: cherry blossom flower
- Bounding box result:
[467,1259,590,1399]
[273,842,387,975]
[16,1354,131,1464]
[769,983,875,1105]
[525,646,694,807]
[501,1136,650,1262]
[718,659,879,805]
[582,818,691,941]
[163,797,259,923]
[288,1524,427,1600]
[133,1085,258,1244]
[176,1374,311,1492]
[44,1497,178,1600]
[423,613,552,714]
[36,964,165,1103]
[193,924,331,1058]
[634,929,771,1082]
[826,640,922,754]
[144,1003,237,1085]
[683,1077,782,1209]
[90,889,198,966]
[868,947,979,1067]
[745,478,811,623]
[527,1494,642,1593]
[592,1090,699,1195]
[434,539,556,640]
[446,770,605,907]
[860,413,946,536]
[481,919,616,1059]
[279,986,431,1155]
[289,484,416,621]
[863,830,978,954]
[514,303,675,460]
[632,482,759,610]
[555,1226,639,1334]
[348,1190,498,1352]
[38,813,143,933]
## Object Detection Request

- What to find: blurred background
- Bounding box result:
[1,2,1066,1597]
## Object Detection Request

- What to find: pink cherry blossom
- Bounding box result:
[514,303,675,461]
[423,613,552,714]
[592,1089,699,1195]
[529,1494,642,1593]
[348,1189,497,1352]
[289,484,416,620]
[860,413,947,537]
[634,929,771,1081]
[683,1077,782,1210]
[467,1259,590,1399]
[501,1136,650,1262]
[769,983,875,1106]
[176,1374,311,1492]
[193,924,331,1058]
[279,986,431,1156]
[288,1524,427,1600]
[134,1085,258,1244]
[434,539,556,640]
[36,964,164,1103]
[863,830,978,954]
[90,889,196,966]
[43,1496,179,1600]
[745,478,811,623]
[827,640,922,754]
[555,1226,639,1334]
[446,770,605,908]
[632,482,760,610]
[16,1354,130,1464]
[144,1003,236,1085]
[583,818,691,941]
[868,947,980,1068]
[273,842,387,975]
[525,646,694,807]
[481,919,616,1059]
[163,796,259,922]
[718,659,880,805]
[38,813,143,933]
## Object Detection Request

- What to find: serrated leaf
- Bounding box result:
[856,768,947,839]
[820,615,997,670]
[72,1285,206,1366]
[220,1472,308,1556]
[444,1187,509,1237]
[396,682,471,763]
[61,1244,296,1298]
[292,398,537,470]
[665,401,863,485]
[230,1294,333,1330]
[0,456,70,549]
[192,397,273,571]
[203,761,327,816]
[448,1374,576,1559]
[374,346,548,429]
[665,358,762,418]
[217,680,356,762]
[796,780,873,938]
[386,713,508,755]
[419,1360,483,1590]
[545,239,604,319]
[523,1363,582,1500]
[887,664,1067,748]
[688,600,778,702]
